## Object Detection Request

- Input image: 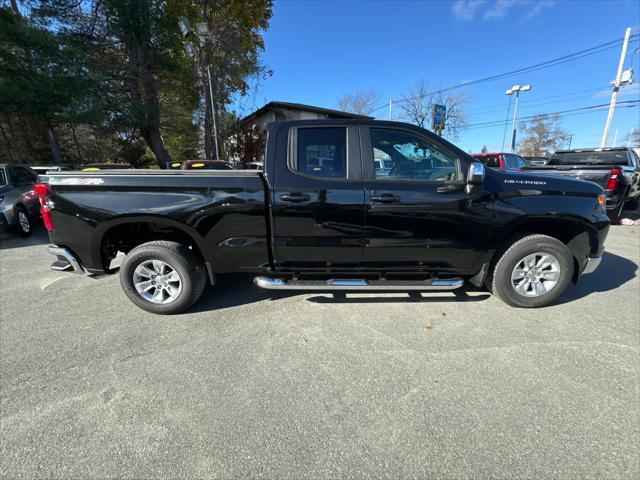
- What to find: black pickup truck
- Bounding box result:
[524,147,640,223]
[36,120,610,314]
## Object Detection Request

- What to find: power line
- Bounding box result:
[466,85,609,114]
[459,100,640,131]
[372,33,639,113]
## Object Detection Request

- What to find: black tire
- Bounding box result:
[490,234,574,308]
[14,206,32,237]
[607,199,625,224]
[119,241,207,315]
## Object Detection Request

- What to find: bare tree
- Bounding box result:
[399,81,468,138]
[623,129,640,148]
[337,89,380,116]
[518,114,570,156]
[399,80,432,128]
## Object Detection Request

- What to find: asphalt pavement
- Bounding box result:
[1,220,639,479]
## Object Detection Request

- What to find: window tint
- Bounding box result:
[8,167,36,185]
[505,155,526,169]
[550,150,630,166]
[478,155,501,168]
[295,128,346,178]
[371,129,459,181]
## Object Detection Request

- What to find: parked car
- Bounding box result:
[0,164,40,237]
[81,163,133,171]
[181,160,233,170]
[37,119,609,314]
[524,156,550,167]
[524,147,640,223]
[472,152,528,171]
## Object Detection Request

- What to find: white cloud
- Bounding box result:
[452,0,555,22]
[483,0,519,20]
[451,0,487,22]
[524,0,556,19]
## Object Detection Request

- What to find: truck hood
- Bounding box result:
[487,169,603,196]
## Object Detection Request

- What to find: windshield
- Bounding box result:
[550,150,629,166]
[0,168,5,186]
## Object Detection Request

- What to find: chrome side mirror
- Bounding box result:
[468,162,485,185]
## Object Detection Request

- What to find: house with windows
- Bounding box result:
[228,101,371,166]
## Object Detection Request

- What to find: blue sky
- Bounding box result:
[239,0,640,153]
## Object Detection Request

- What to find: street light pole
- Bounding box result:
[505,84,531,153]
[205,63,220,160]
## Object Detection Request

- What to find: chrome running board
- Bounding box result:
[253,276,463,291]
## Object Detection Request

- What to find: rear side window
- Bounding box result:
[0,169,6,186]
[293,128,347,179]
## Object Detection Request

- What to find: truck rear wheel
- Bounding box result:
[490,234,574,308]
[119,241,207,315]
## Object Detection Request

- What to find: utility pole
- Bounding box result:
[628,127,635,147]
[388,98,392,120]
[600,27,632,149]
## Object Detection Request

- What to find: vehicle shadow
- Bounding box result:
[556,251,637,304]
[190,274,298,312]
[306,287,491,304]
[190,274,491,312]
[192,250,635,312]
[0,222,50,250]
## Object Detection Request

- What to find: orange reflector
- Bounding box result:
[598,194,605,206]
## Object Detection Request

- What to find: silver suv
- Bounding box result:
[0,164,40,237]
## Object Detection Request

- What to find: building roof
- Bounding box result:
[237,101,373,128]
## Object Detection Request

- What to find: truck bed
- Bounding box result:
[41,169,270,275]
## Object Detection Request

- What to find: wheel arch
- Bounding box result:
[490,216,597,283]
[95,216,211,277]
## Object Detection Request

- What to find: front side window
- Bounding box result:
[370,128,460,181]
[294,127,347,178]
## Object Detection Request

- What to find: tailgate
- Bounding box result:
[523,167,611,188]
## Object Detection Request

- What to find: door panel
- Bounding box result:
[272,126,365,269]
[361,126,493,274]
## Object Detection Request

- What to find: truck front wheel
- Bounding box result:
[119,241,207,315]
[490,234,574,308]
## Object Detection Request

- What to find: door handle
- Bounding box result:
[371,193,400,203]
[436,184,463,194]
[280,192,311,203]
